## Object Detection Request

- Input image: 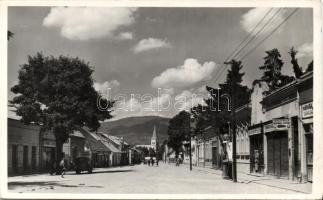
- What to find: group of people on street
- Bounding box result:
[147,157,159,167]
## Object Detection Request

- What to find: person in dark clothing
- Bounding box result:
[59,158,66,178]
[148,159,151,166]
[151,158,155,166]
[156,159,159,167]
[50,159,56,175]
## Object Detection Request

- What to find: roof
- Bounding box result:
[78,127,111,153]
[8,118,40,131]
[70,130,85,138]
[100,133,129,146]
[97,133,121,153]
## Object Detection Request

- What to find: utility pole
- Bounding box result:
[224,61,237,182]
[189,115,192,171]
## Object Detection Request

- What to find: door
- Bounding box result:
[306,134,313,182]
[31,146,36,171]
[280,134,289,177]
[267,135,274,175]
[267,132,288,177]
[212,147,217,168]
[12,145,18,172]
[23,146,29,172]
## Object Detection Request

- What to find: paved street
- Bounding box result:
[8,163,311,194]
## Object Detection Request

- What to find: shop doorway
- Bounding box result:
[267,131,289,177]
[305,133,313,182]
[212,146,218,168]
[250,134,264,174]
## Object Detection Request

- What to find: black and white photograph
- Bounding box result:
[1,0,322,199]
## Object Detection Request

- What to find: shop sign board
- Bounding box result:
[264,118,290,133]
[302,102,313,118]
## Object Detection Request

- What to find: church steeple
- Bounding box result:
[152,125,157,139]
[151,125,157,150]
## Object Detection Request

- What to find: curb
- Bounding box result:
[186,166,311,194]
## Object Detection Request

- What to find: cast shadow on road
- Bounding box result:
[8,181,103,190]
[67,168,134,176]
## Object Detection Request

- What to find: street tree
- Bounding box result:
[192,60,250,164]
[167,110,191,158]
[306,61,313,73]
[259,48,294,92]
[8,30,14,40]
[289,47,303,78]
[10,52,114,172]
[136,146,149,157]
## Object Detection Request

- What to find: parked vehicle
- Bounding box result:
[74,156,93,174]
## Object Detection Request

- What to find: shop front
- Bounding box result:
[248,125,264,174]
[298,72,313,182]
[264,119,290,178]
[41,131,56,171]
[301,101,313,182]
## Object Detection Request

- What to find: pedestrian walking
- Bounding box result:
[151,158,154,166]
[175,158,180,166]
[50,159,56,175]
[156,159,159,167]
[59,157,66,178]
[148,159,151,166]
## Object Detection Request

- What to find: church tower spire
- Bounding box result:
[151,125,157,150]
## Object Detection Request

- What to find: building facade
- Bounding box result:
[8,118,41,175]
[298,72,313,182]
[248,72,313,182]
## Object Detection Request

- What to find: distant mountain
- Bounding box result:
[98,116,170,146]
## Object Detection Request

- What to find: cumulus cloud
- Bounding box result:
[151,58,217,89]
[43,7,137,40]
[132,38,171,53]
[94,80,120,95]
[241,8,288,35]
[111,89,173,120]
[174,90,206,111]
[296,42,313,59]
[109,87,208,120]
[116,32,133,40]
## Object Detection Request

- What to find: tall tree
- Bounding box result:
[220,59,251,108]
[189,60,250,164]
[10,53,114,172]
[306,60,313,73]
[259,48,294,92]
[288,47,303,78]
[8,30,14,40]
[167,110,191,157]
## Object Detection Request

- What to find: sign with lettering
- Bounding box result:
[264,118,290,133]
[302,102,313,118]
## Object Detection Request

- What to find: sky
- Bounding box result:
[7,7,313,120]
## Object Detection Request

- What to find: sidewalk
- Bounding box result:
[181,164,312,194]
